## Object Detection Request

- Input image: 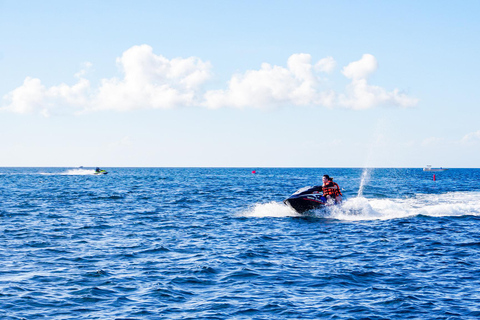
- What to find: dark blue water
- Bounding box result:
[1,167,480,319]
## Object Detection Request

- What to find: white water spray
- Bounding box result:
[240,201,301,218]
[357,168,371,197]
[241,191,480,221]
[40,168,98,176]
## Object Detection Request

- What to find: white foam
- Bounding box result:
[241,191,480,221]
[240,201,301,218]
[410,192,480,217]
[62,168,97,175]
[335,192,480,220]
[41,168,98,175]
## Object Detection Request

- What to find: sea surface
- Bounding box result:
[1,167,480,319]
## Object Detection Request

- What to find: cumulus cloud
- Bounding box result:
[339,54,418,110]
[461,130,480,144]
[92,44,212,112]
[204,53,417,110]
[1,46,418,115]
[339,79,418,110]
[203,53,334,109]
[74,62,93,79]
[342,54,378,80]
[314,56,336,73]
[2,76,90,117]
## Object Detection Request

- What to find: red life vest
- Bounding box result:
[323,181,342,197]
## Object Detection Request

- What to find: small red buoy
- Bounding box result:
[252,170,256,174]
[433,174,436,181]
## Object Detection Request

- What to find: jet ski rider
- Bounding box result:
[322,175,343,204]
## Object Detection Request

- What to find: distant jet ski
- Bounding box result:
[94,168,108,175]
[283,185,337,213]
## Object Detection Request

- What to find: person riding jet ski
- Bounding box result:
[322,175,342,204]
[283,174,342,213]
[94,167,108,175]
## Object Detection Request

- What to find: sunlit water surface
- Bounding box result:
[1,167,480,319]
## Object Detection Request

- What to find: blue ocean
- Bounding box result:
[1,167,480,319]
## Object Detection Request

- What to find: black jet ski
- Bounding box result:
[283,186,328,213]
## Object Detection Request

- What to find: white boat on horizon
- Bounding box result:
[423,165,448,172]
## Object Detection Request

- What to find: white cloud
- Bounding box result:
[74,62,93,79]
[92,44,212,112]
[2,77,46,115]
[314,56,336,73]
[461,130,480,144]
[2,76,90,116]
[339,54,418,110]
[339,79,418,110]
[204,53,417,110]
[342,53,378,80]
[1,47,418,115]
[203,53,332,109]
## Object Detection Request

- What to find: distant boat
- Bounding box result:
[423,165,448,172]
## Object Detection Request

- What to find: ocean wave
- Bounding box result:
[2,168,480,319]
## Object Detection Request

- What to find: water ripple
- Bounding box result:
[1,168,480,319]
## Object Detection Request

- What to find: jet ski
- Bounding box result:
[94,168,108,175]
[284,186,330,213]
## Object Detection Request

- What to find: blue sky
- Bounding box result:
[1,0,479,167]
